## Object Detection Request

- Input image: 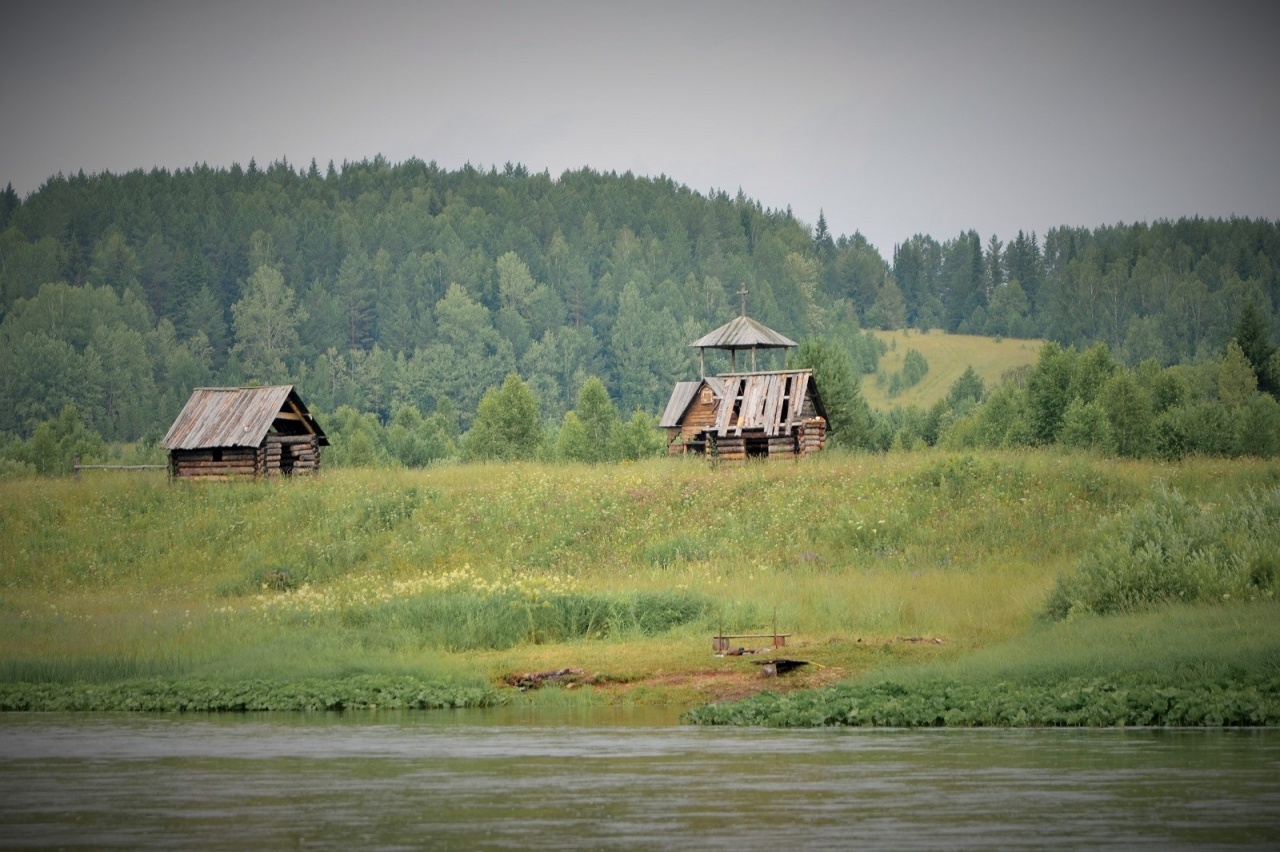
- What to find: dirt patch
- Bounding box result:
[491,632,944,707]
[497,663,831,704]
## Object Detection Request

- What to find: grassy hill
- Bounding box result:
[860,330,1044,410]
[2,451,1277,717]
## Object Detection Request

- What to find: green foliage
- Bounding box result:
[940,341,1279,461]
[554,411,590,461]
[1045,488,1280,619]
[0,405,105,475]
[324,405,391,468]
[464,373,545,461]
[1133,358,1188,413]
[685,674,1280,727]
[6,161,1278,452]
[946,365,985,407]
[641,534,708,568]
[613,409,665,460]
[1069,343,1118,404]
[357,589,709,652]
[790,338,872,449]
[386,404,456,467]
[0,457,36,479]
[1232,300,1278,396]
[944,382,1032,449]
[1219,339,1259,407]
[1056,398,1114,453]
[887,348,928,397]
[0,675,500,712]
[1237,393,1280,457]
[1025,342,1078,444]
[1098,372,1154,457]
[230,264,306,383]
[1153,401,1234,460]
[558,376,619,463]
[865,278,907,330]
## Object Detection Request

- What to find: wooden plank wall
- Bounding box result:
[680,393,719,443]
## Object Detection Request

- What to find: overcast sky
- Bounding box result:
[3,0,1278,256]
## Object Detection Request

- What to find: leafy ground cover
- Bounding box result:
[0,675,500,712]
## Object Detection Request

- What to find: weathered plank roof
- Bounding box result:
[689,315,797,351]
[659,381,702,429]
[659,377,729,429]
[713,370,825,437]
[162,386,328,450]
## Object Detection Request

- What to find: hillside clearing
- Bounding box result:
[861,330,1043,409]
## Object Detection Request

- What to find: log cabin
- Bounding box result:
[660,369,827,460]
[162,386,328,479]
[660,296,828,460]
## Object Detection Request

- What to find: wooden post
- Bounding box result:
[73,454,80,481]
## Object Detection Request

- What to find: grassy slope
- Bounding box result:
[1,452,1277,711]
[861,330,1043,409]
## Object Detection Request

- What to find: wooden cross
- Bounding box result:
[737,284,748,317]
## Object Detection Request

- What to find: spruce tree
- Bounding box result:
[1232,301,1277,397]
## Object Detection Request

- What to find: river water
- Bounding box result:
[2,709,1278,849]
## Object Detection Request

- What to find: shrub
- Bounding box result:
[1057,398,1114,453]
[1045,488,1280,619]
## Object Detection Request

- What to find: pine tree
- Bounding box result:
[1232,301,1277,396]
[789,339,871,449]
[813,209,834,258]
[0,183,18,230]
[1219,339,1258,407]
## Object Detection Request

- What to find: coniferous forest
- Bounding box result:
[1,157,1278,470]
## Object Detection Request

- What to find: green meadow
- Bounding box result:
[2,450,1278,722]
[862,329,1043,409]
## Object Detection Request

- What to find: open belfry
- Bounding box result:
[659,287,827,460]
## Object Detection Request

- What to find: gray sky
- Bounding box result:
[3,0,1278,256]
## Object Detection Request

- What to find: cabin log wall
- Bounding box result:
[170,435,321,479]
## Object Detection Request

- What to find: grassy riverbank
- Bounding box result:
[2,451,1277,719]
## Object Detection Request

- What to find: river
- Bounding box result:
[2,709,1278,848]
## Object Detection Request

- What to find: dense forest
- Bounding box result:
[1,157,1278,465]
